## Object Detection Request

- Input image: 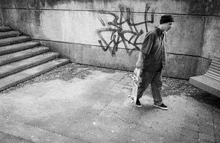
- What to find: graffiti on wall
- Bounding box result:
[97,4,155,56]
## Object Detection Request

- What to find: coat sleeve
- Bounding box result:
[140,32,155,54]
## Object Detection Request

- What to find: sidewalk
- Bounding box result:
[0,63,219,143]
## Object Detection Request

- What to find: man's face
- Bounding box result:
[164,22,174,31]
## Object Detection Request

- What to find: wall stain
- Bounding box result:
[34,10,41,26]
[1,0,220,16]
[28,0,71,9]
[27,0,117,9]
[176,0,220,15]
[0,0,120,9]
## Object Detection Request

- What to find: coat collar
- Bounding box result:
[155,27,164,35]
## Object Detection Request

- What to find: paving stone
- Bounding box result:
[180,128,198,139]
[198,140,215,143]
[74,131,128,143]
[213,107,220,112]
[198,116,213,126]
[94,117,132,138]
[183,123,199,132]
[134,123,155,135]
[103,77,119,85]
[213,108,220,124]
[213,115,220,124]
[33,131,87,143]
[197,103,213,113]
[179,135,199,143]
[161,136,180,143]
[117,79,130,86]
[184,116,199,125]
[198,119,214,127]
[107,73,125,81]
[215,131,220,143]
[71,121,129,143]
[153,125,182,139]
[0,134,34,143]
[91,95,112,111]
[130,130,164,143]
[111,86,126,94]
[0,118,86,143]
[98,105,117,118]
[0,65,219,143]
[199,132,215,143]
[114,107,141,125]
[0,131,7,140]
[0,100,16,119]
[214,122,220,133]
[59,121,92,138]
[12,83,50,97]
[199,125,215,135]
[108,98,125,109]
[215,136,220,143]
[88,91,106,102]
[28,108,98,135]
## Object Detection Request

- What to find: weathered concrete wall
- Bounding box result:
[1,0,219,79]
[0,6,3,26]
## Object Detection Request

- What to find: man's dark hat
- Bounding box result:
[160,15,174,24]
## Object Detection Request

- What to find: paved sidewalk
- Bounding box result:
[0,64,219,143]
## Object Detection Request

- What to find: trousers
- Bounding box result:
[137,70,163,105]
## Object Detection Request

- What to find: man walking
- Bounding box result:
[135,15,174,110]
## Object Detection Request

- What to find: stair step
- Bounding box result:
[0,31,20,39]
[0,52,59,78]
[0,59,69,91]
[0,46,49,66]
[0,41,40,56]
[0,26,11,32]
[0,36,31,47]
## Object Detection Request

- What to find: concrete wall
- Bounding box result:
[0,6,3,26]
[1,0,220,79]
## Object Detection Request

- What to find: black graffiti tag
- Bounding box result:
[97,4,155,56]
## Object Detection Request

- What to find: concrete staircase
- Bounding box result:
[0,26,69,91]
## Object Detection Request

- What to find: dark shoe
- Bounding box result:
[153,103,168,110]
[135,99,142,107]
